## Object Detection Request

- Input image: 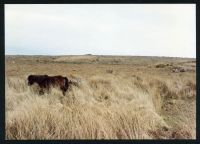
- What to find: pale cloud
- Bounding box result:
[5,4,196,58]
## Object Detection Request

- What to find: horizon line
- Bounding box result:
[5,54,196,59]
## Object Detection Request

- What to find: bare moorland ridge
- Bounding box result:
[5,55,196,139]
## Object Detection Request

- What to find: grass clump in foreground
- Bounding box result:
[5,73,196,139]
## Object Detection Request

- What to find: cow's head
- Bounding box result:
[27,75,35,86]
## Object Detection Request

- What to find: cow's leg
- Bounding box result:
[38,84,45,95]
[62,90,66,96]
[39,88,44,95]
[60,86,67,96]
[46,85,50,94]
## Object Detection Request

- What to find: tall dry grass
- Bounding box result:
[5,71,196,139]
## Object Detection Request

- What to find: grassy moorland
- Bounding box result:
[5,55,196,139]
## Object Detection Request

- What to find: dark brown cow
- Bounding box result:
[27,75,69,95]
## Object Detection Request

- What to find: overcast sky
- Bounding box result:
[5,4,196,58]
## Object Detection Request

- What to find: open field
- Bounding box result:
[5,55,196,139]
